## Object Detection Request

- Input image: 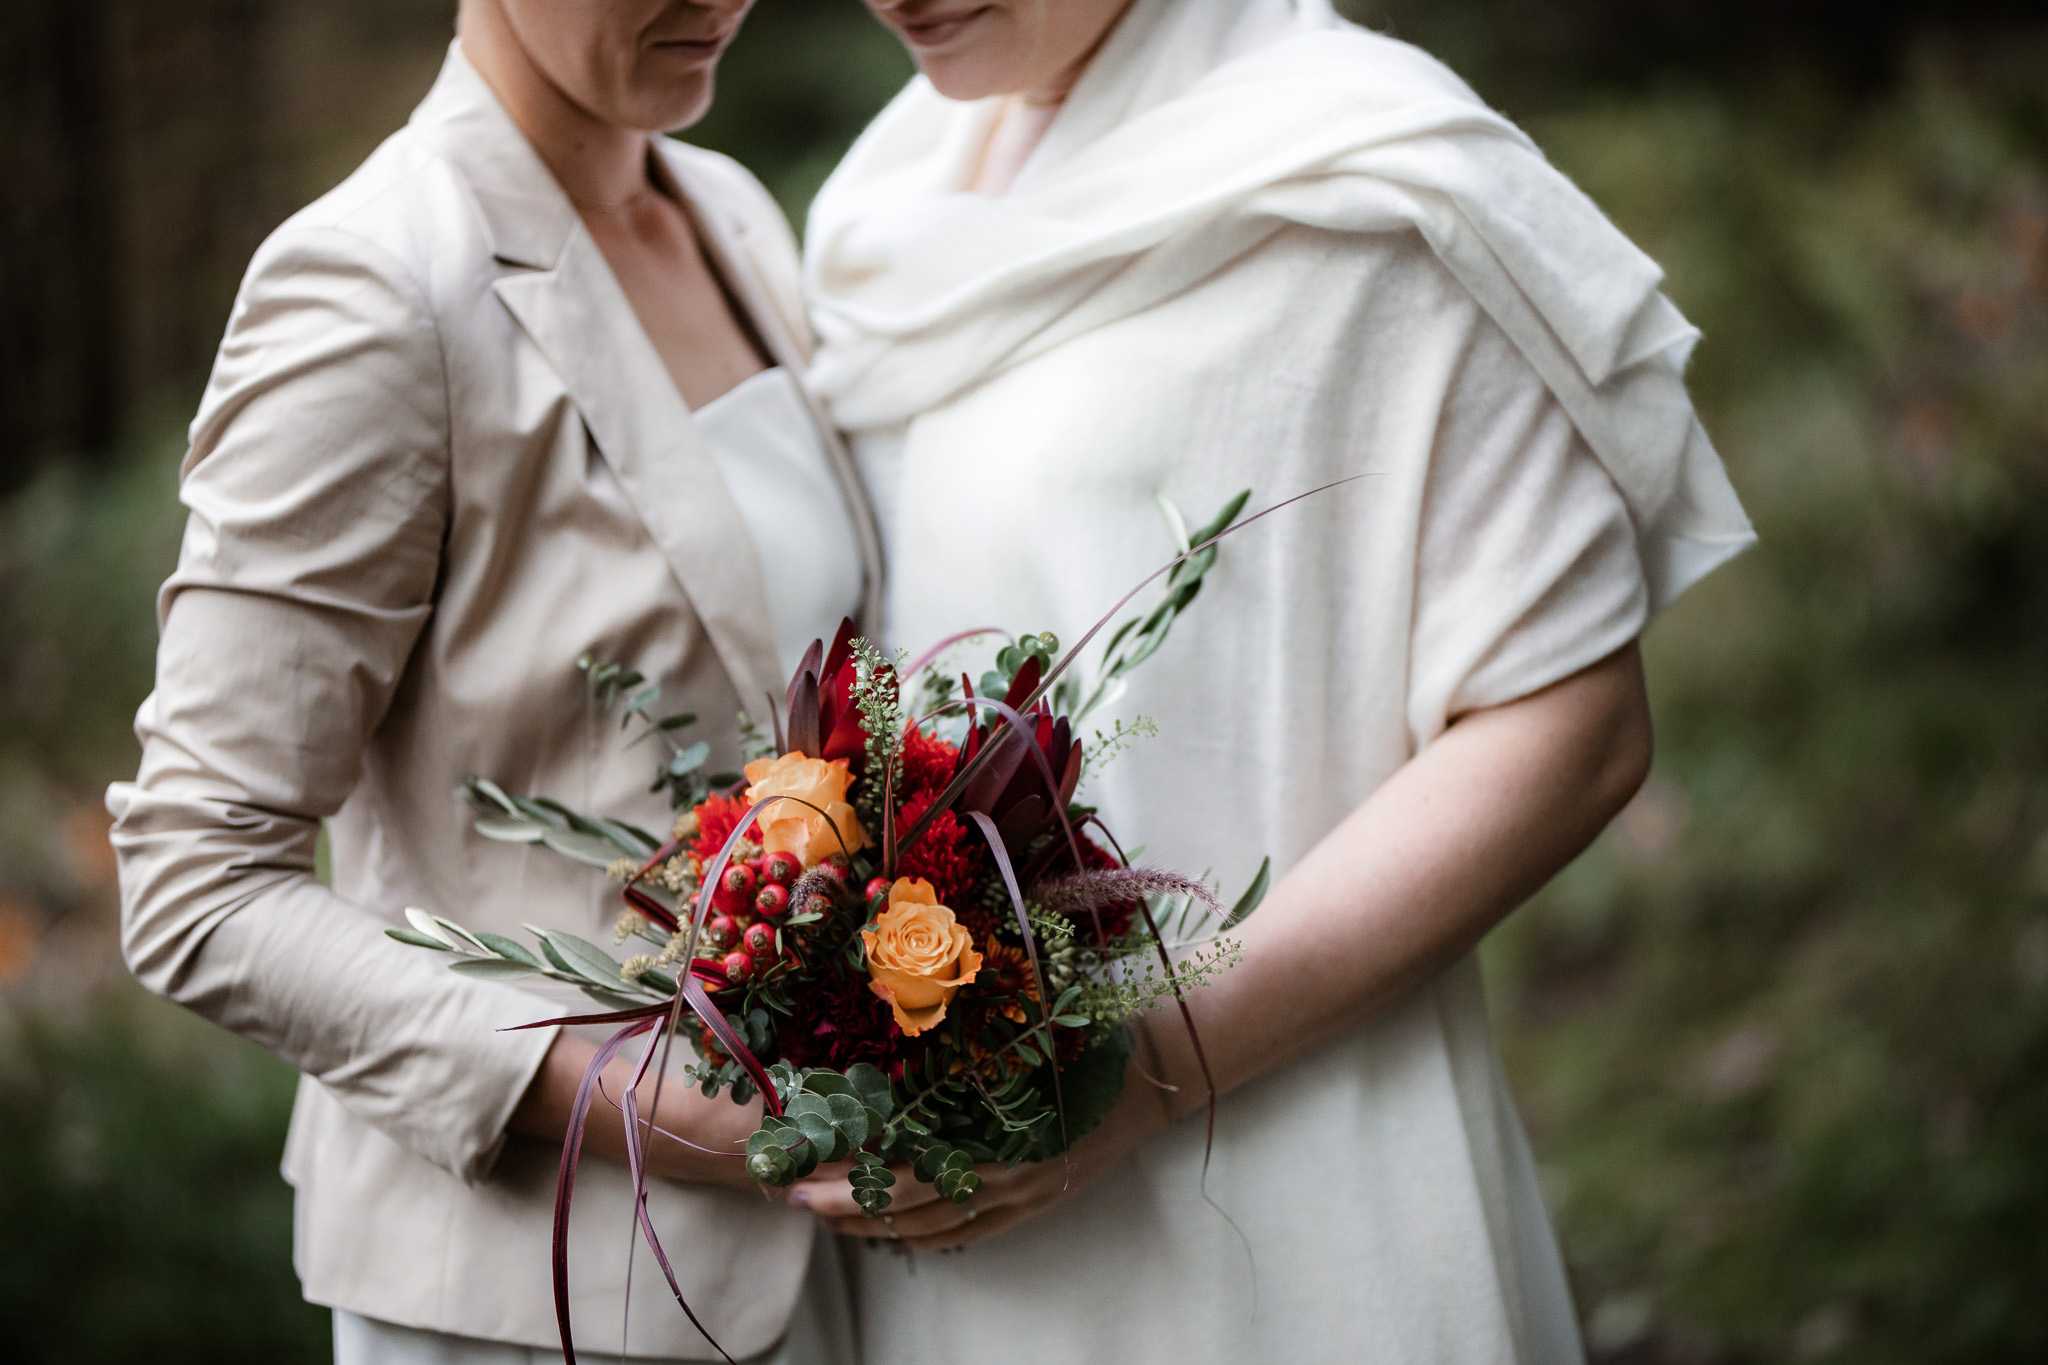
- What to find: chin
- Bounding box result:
[914,52,1023,103]
[620,70,717,134]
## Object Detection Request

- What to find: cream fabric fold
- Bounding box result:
[805,0,1752,610]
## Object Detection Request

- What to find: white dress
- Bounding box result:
[334,365,862,1364]
[694,367,867,684]
[801,1,1753,1362]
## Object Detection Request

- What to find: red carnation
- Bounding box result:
[896,725,961,801]
[889,791,980,907]
[690,792,753,862]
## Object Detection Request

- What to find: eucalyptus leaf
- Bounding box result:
[540,930,627,986]
[612,818,665,852]
[473,932,543,969]
[1186,487,1252,547]
[845,1063,892,1118]
[532,933,576,977]
[1156,492,1192,554]
[470,776,521,816]
[1221,855,1272,930]
[793,1110,842,1162]
[623,682,661,717]
[403,908,456,949]
[429,915,489,954]
[474,816,547,843]
[540,827,627,869]
[825,1093,869,1147]
[576,984,646,1011]
[448,958,542,983]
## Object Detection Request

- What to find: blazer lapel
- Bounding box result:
[493,238,787,719]
[410,43,786,715]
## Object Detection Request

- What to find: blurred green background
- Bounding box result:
[2,0,2043,1360]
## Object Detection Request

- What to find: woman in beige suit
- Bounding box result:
[106,1,878,1361]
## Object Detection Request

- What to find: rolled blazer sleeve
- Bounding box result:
[107,225,556,1182]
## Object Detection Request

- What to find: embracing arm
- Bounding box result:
[105,226,562,1181]
[1160,638,1650,1094]
[109,225,753,1188]
[801,639,1651,1242]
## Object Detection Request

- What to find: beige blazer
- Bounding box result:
[105,45,880,1359]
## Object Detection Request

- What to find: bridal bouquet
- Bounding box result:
[392,490,1277,1361]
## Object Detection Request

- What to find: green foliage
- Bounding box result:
[746,1062,893,1191]
[1483,47,2048,1363]
[977,631,1060,703]
[1071,933,1245,1026]
[849,638,907,836]
[576,654,723,809]
[1076,714,1158,796]
[384,899,673,1012]
[0,435,184,784]
[0,984,327,1363]
[1026,1026,1133,1161]
[1075,490,1251,720]
[1220,856,1273,931]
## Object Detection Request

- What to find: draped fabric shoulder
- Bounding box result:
[805,0,1753,611]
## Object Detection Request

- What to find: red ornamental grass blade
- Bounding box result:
[679,975,779,1110]
[622,886,679,934]
[901,627,1007,683]
[503,999,681,1031]
[550,1017,657,1365]
[618,1027,740,1365]
[579,796,845,1365]
[614,835,687,934]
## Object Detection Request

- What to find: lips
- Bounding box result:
[897,4,993,49]
[649,25,735,60]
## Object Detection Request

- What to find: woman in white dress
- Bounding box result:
[790,0,1753,1361]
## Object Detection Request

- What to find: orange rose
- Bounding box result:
[742,753,866,868]
[862,878,983,1037]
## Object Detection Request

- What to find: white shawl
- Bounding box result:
[805,0,1752,611]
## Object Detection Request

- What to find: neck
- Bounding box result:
[458,6,650,211]
[1018,0,1140,106]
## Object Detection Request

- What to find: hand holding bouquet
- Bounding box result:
[394,491,1281,1362]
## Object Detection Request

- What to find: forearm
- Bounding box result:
[110,778,559,1180]
[1148,643,1652,1116]
[511,1033,764,1191]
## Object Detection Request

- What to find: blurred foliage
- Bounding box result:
[1485,37,2048,1365]
[2,2,2046,1363]
[0,983,324,1361]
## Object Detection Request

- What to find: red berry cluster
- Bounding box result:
[703,849,848,985]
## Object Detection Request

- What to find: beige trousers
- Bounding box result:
[332,1233,857,1365]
